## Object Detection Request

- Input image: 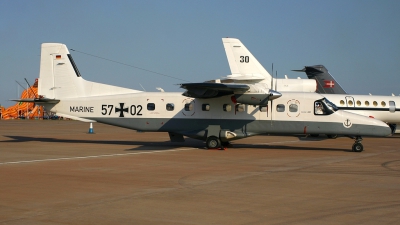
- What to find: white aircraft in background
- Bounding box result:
[220,39,398,137]
[294,65,400,134]
[14,43,391,152]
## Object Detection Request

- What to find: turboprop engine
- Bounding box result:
[232,84,281,106]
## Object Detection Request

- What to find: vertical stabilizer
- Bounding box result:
[38,43,86,99]
[38,43,141,100]
[293,65,347,94]
[222,38,272,83]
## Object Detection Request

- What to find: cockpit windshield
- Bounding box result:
[314,98,338,115]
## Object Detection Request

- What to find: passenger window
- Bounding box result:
[223,104,232,112]
[147,103,155,111]
[202,104,210,111]
[184,103,193,111]
[235,104,245,112]
[356,100,361,106]
[276,104,285,112]
[166,103,174,111]
[289,104,298,112]
[373,101,378,107]
[365,101,370,106]
[348,100,353,106]
[381,101,386,107]
[340,100,345,106]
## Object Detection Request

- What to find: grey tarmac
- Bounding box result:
[1,120,400,225]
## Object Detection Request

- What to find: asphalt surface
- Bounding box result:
[1,120,400,225]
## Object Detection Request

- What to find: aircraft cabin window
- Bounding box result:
[381,101,386,107]
[147,103,155,111]
[235,104,245,112]
[223,104,232,112]
[289,104,298,112]
[373,101,378,107]
[356,100,361,106]
[166,103,174,111]
[348,100,353,106]
[365,101,370,106]
[184,103,193,111]
[340,100,345,106]
[259,106,268,112]
[276,104,285,112]
[202,104,210,111]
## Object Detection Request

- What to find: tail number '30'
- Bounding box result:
[101,104,142,116]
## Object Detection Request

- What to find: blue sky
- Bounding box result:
[1,0,399,107]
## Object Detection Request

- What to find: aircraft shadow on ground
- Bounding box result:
[2,135,349,152]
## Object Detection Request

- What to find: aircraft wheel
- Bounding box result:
[206,136,221,149]
[326,134,338,139]
[352,143,363,152]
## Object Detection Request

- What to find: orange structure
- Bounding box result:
[1,79,44,120]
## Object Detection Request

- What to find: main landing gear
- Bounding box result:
[351,136,363,152]
[206,136,230,150]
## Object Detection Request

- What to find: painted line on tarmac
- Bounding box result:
[0,147,196,165]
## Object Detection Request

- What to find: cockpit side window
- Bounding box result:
[314,98,337,115]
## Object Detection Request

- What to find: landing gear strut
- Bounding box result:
[352,136,363,152]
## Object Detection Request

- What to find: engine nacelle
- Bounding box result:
[233,90,281,106]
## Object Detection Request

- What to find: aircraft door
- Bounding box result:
[389,101,395,113]
[345,96,355,107]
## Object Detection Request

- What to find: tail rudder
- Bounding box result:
[222,38,271,83]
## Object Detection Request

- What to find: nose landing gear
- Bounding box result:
[352,136,363,152]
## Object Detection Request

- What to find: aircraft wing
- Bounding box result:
[180,83,249,98]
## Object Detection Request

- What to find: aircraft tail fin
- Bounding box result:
[293,65,347,94]
[222,38,271,83]
[38,43,140,100]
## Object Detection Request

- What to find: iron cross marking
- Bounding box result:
[115,103,128,117]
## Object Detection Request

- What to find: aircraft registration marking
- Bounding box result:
[101,103,143,117]
[70,106,94,113]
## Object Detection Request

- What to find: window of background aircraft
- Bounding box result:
[166,103,174,111]
[276,104,285,112]
[348,100,353,106]
[147,103,155,111]
[259,106,268,112]
[340,100,345,106]
[223,104,232,112]
[289,104,298,112]
[373,101,378,107]
[184,103,193,111]
[356,100,361,106]
[202,104,210,111]
[381,101,386,107]
[365,101,370,106]
[235,104,245,112]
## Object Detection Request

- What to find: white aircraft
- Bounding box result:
[221,39,400,136]
[294,65,400,134]
[220,38,316,92]
[15,43,391,152]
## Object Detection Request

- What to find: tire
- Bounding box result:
[352,143,363,152]
[206,136,221,149]
[326,134,338,139]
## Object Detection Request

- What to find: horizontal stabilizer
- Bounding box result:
[10,98,60,104]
